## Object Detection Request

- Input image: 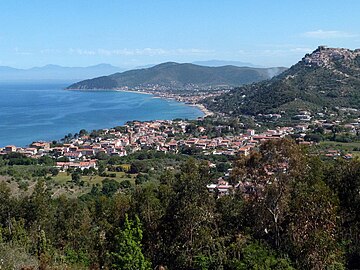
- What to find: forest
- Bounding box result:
[0,139,359,269]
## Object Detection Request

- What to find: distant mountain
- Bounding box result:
[0,66,20,72]
[203,46,360,116]
[0,64,125,82]
[192,59,261,68]
[67,62,287,90]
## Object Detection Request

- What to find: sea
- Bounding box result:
[0,82,204,147]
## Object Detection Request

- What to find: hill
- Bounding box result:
[203,46,360,116]
[66,62,287,90]
[0,64,124,82]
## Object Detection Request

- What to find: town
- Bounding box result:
[2,112,360,195]
[1,118,293,169]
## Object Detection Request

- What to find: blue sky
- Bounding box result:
[1,0,359,68]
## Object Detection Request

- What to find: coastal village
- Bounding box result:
[1,119,293,164]
[1,113,358,195]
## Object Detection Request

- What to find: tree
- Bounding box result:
[98,162,106,176]
[96,152,109,161]
[326,159,360,268]
[135,173,150,185]
[79,129,88,137]
[26,180,53,231]
[133,182,164,263]
[130,160,148,174]
[110,214,151,270]
[101,178,120,196]
[215,190,245,236]
[227,238,294,270]
[71,171,81,184]
[288,180,344,269]
[38,155,55,166]
[37,229,50,269]
[0,182,12,226]
[49,167,59,176]
[160,159,220,269]
[119,180,132,189]
[231,139,306,248]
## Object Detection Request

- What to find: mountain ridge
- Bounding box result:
[67,62,287,90]
[0,64,125,82]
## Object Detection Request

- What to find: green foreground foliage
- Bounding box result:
[0,139,359,269]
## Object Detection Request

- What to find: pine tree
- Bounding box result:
[110,214,151,270]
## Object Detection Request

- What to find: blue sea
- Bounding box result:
[0,82,203,147]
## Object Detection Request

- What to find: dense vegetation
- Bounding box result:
[204,47,360,116]
[0,139,360,269]
[67,62,286,90]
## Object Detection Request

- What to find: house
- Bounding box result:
[247,129,255,136]
[238,146,251,156]
[56,160,97,171]
[4,145,16,153]
[79,160,97,170]
[168,141,178,150]
[206,178,232,195]
[23,148,38,156]
[31,141,50,150]
[64,151,83,161]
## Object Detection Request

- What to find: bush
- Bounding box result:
[102,178,121,196]
[135,173,150,185]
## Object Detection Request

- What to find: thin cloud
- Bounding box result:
[97,48,167,56]
[68,48,214,57]
[174,48,214,55]
[302,30,357,39]
[233,46,314,61]
[68,48,96,55]
[290,47,313,53]
[14,47,32,55]
[40,48,62,54]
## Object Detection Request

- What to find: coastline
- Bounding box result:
[67,88,152,96]
[112,89,214,117]
[113,89,153,95]
[68,88,214,118]
[116,89,214,117]
[191,103,214,117]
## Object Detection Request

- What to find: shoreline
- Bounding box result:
[112,89,214,117]
[68,88,214,118]
[67,88,152,96]
[113,89,153,95]
[191,103,214,117]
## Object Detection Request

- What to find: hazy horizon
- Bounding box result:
[1,0,359,69]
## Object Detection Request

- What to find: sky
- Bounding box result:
[1,0,359,68]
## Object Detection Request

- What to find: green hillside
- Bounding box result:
[67,62,286,90]
[204,46,360,116]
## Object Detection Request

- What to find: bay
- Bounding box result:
[0,82,204,147]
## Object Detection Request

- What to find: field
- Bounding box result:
[314,141,360,158]
[50,170,137,197]
[0,166,137,198]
